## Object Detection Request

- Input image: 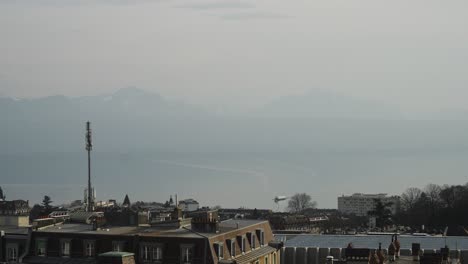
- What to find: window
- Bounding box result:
[180,245,193,264]
[256,229,265,247]
[265,255,269,264]
[141,244,163,263]
[84,241,95,257]
[61,240,70,257]
[250,234,256,249]
[230,239,236,257]
[7,244,18,263]
[273,253,277,264]
[241,236,246,253]
[36,239,47,256]
[215,243,224,260]
[142,245,151,262]
[152,246,163,262]
[260,231,265,246]
[113,241,124,252]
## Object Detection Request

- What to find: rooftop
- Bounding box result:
[0,226,30,235]
[141,219,269,238]
[220,219,268,230]
[281,234,468,250]
[35,219,268,238]
[36,223,140,236]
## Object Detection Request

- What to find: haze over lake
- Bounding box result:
[3,89,468,209]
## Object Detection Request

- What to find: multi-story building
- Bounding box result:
[0,226,31,263]
[21,210,281,264]
[178,199,200,212]
[337,193,400,217]
[0,199,30,227]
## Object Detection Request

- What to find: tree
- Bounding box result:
[424,184,442,219]
[0,186,5,200]
[42,195,53,213]
[211,205,222,210]
[401,187,422,211]
[122,194,131,207]
[368,199,393,230]
[29,204,43,221]
[287,193,317,213]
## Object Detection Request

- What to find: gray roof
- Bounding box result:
[35,219,268,238]
[36,223,139,236]
[281,234,468,250]
[1,226,30,235]
[69,212,103,224]
[220,219,268,229]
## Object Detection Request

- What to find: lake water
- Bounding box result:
[2,149,468,209]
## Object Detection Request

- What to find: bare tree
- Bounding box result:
[424,184,442,207]
[287,193,317,213]
[401,187,422,211]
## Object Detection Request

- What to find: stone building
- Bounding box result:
[19,209,281,264]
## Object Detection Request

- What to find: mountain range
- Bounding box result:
[2,87,468,154]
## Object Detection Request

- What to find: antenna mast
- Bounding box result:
[85,121,94,212]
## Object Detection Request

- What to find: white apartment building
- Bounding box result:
[337,193,400,216]
[178,199,200,212]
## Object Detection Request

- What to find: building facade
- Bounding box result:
[337,193,400,217]
[0,227,31,263]
[178,199,200,212]
[19,210,281,264]
[0,200,30,227]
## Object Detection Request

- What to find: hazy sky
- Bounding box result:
[1,0,468,112]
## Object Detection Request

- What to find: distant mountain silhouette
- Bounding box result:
[2,87,468,155]
[1,87,206,153]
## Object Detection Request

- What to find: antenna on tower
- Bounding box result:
[85,121,94,212]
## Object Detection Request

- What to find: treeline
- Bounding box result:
[396,183,468,232]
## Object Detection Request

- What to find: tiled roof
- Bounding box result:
[234,246,277,264]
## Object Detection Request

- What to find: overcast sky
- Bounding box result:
[1,0,468,112]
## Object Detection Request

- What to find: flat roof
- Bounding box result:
[36,223,140,236]
[139,219,268,238]
[282,234,468,250]
[1,226,30,235]
[220,219,268,229]
[35,219,269,238]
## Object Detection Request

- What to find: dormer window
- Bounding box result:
[229,239,236,257]
[242,236,246,254]
[248,232,256,249]
[215,242,224,260]
[260,230,265,246]
[255,229,265,247]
